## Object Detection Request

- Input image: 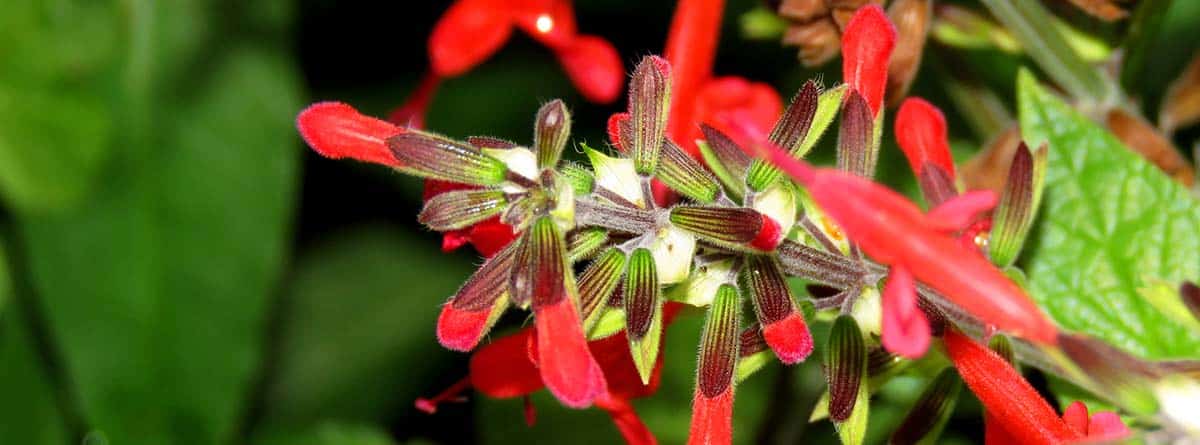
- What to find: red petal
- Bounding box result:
[423,179,477,202]
[842,5,896,115]
[469,329,544,398]
[687,388,733,445]
[1062,401,1090,435]
[895,97,956,179]
[1085,412,1130,440]
[534,298,607,408]
[297,102,403,166]
[428,0,513,77]
[664,0,724,148]
[466,218,518,258]
[985,412,1023,445]
[437,305,492,352]
[925,190,998,233]
[440,230,471,253]
[748,213,784,251]
[944,329,1079,445]
[881,266,931,358]
[387,72,441,129]
[596,394,659,445]
[514,0,578,50]
[761,312,814,364]
[556,35,624,104]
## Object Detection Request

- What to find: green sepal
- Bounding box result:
[889,368,963,445]
[533,99,571,169]
[629,56,670,175]
[578,248,627,331]
[696,284,741,398]
[566,227,608,263]
[386,131,508,185]
[657,139,722,203]
[418,189,508,231]
[745,84,846,191]
[560,161,595,195]
[624,247,662,384]
[987,143,1048,267]
[826,315,868,445]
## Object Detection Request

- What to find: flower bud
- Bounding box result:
[436,245,515,351]
[826,315,869,445]
[418,189,509,231]
[746,83,846,191]
[987,143,1046,267]
[578,248,627,332]
[565,227,607,263]
[687,284,742,445]
[387,131,509,186]
[629,56,671,175]
[836,90,877,178]
[534,99,572,169]
[741,255,813,364]
[624,248,663,384]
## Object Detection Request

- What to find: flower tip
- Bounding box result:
[414,398,437,414]
[535,298,608,408]
[296,102,403,166]
[436,304,491,352]
[895,97,955,179]
[881,316,931,359]
[762,312,814,364]
[607,112,631,151]
[749,213,784,251]
[687,389,733,445]
[842,4,897,114]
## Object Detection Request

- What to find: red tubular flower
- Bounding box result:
[895,97,956,180]
[556,35,624,103]
[842,5,896,115]
[428,0,514,77]
[664,0,724,148]
[944,329,1079,445]
[297,102,404,166]
[533,298,607,407]
[752,141,1058,344]
[880,265,931,358]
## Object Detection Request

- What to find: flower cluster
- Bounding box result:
[297,3,1134,444]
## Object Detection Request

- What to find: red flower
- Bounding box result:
[752,138,1059,345]
[842,5,896,116]
[416,0,621,120]
[1060,401,1131,443]
[418,303,686,445]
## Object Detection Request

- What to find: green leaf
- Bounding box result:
[1017,70,1200,359]
[17,47,302,445]
[254,422,398,445]
[0,311,70,444]
[262,227,473,425]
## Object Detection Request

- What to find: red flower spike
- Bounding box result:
[925,190,999,233]
[751,141,1058,344]
[842,5,896,115]
[881,266,931,358]
[428,0,513,77]
[664,0,725,149]
[895,97,956,180]
[556,35,624,104]
[297,102,404,166]
[944,329,1079,445]
[388,72,441,129]
[513,0,578,50]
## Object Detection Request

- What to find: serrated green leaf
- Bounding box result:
[1017,70,1200,359]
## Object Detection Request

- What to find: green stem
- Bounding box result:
[980,0,1109,104]
[1120,0,1174,95]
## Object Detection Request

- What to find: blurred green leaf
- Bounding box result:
[262,226,472,424]
[0,310,69,444]
[254,422,398,445]
[1017,70,1200,359]
[16,45,302,445]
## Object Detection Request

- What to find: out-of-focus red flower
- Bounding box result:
[418,303,686,445]
[842,5,896,116]
[420,0,621,119]
[1060,401,1131,443]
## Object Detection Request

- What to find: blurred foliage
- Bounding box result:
[0,0,1197,444]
